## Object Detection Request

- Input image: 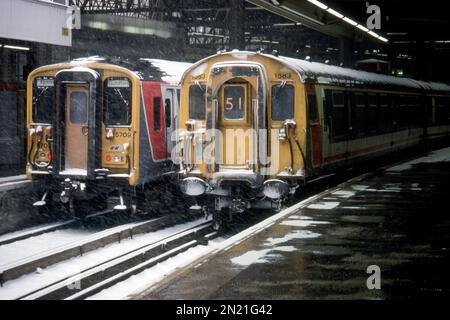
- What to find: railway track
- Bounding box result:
[0,212,205,286]
[17,221,215,300]
[0,209,114,246]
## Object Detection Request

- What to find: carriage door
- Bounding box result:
[219,83,253,168]
[306,84,322,167]
[164,88,175,156]
[65,86,89,172]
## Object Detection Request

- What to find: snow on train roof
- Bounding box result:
[140,59,193,83]
[193,51,450,93]
[273,55,450,92]
[41,56,192,83]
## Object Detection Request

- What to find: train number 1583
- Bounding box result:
[275,73,292,79]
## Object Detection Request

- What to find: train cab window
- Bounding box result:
[271,84,294,120]
[103,78,132,126]
[69,92,88,124]
[224,85,246,120]
[307,94,318,122]
[32,77,55,123]
[189,84,206,120]
[165,98,171,128]
[153,97,161,131]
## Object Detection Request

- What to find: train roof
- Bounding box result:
[277,55,450,93]
[139,59,193,84]
[184,51,450,94]
[33,56,192,84]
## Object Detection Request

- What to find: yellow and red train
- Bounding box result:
[177,51,450,222]
[26,57,192,214]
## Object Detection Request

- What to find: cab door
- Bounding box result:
[164,88,175,156]
[65,86,89,173]
[219,83,253,168]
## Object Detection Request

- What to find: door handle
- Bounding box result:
[82,126,89,136]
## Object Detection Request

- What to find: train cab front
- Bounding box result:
[179,53,306,221]
[180,60,289,216]
[27,64,137,214]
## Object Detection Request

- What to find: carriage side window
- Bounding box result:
[331,90,346,139]
[379,94,392,132]
[435,97,450,125]
[367,93,379,133]
[103,77,132,126]
[32,77,55,123]
[396,94,406,128]
[409,95,421,127]
[189,85,206,120]
[271,84,294,120]
[354,92,366,136]
[165,98,171,128]
[153,97,161,131]
[307,94,318,122]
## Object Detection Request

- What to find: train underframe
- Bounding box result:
[32,173,187,217]
[181,176,301,228]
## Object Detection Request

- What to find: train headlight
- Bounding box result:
[263,179,289,199]
[180,177,208,196]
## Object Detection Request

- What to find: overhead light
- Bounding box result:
[3,45,30,51]
[273,22,297,27]
[368,30,380,38]
[270,0,281,5]
[326,8,344,19]
[342,17,358,26]
[386,32,407,36]
[378,36,389,43]
[356,24,369,32]
[307,0,328,10]
[0,44,3,48]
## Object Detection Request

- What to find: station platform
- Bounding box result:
[0,175,29,192]
[136,147,450,300]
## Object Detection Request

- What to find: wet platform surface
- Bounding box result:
[137,148,450,299]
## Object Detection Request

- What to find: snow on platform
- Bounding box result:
[387,146,450,172]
